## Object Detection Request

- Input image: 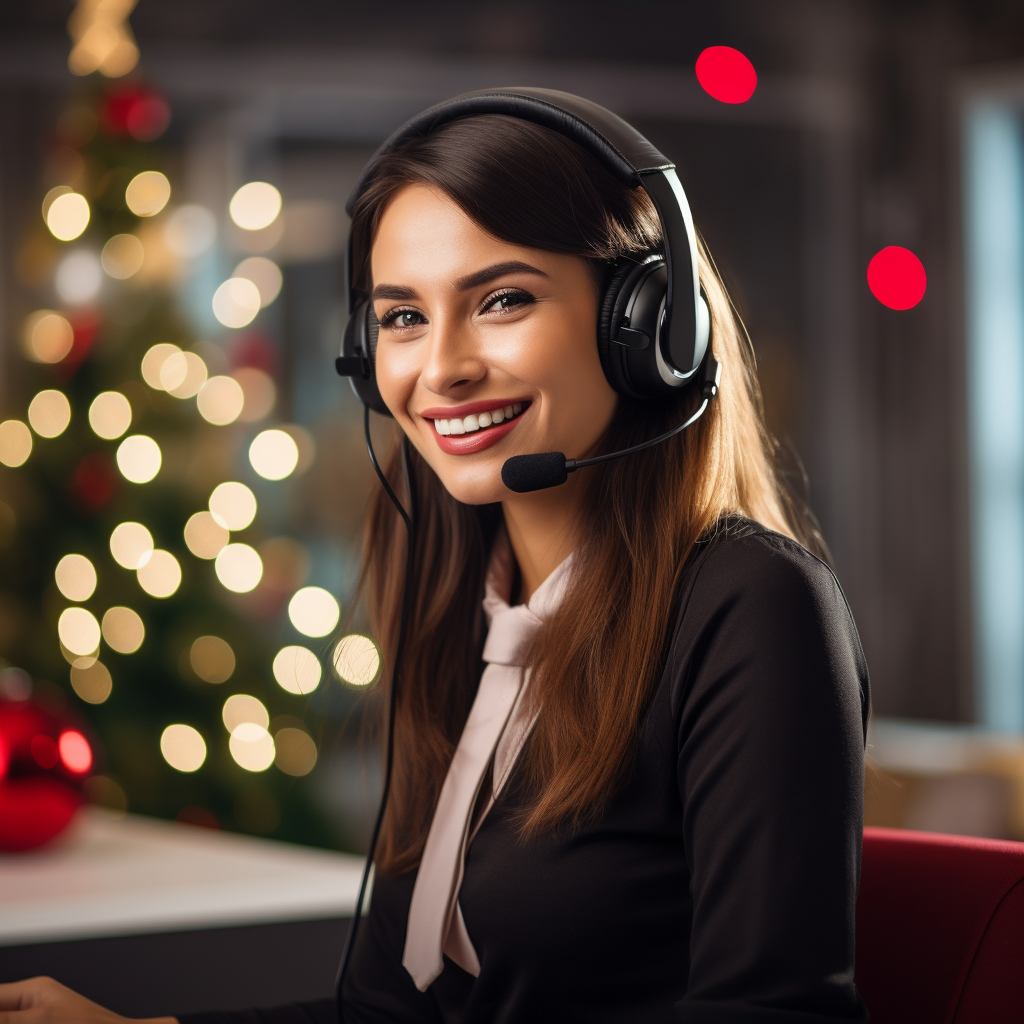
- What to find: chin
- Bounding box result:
[429,459,508,505]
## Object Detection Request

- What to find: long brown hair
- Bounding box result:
[350,114,821,876]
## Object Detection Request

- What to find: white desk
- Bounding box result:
[0,810,366,1017]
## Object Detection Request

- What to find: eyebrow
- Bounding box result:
[369,261,548,302]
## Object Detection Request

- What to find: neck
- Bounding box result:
[501,476,581,604]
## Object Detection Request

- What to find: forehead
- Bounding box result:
[370,183,532,285]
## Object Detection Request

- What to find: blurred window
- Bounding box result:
[965,102,1024,730]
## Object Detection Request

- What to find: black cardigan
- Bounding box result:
[181,518,870,1024]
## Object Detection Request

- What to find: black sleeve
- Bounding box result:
[672,531,869,1023]
[177,999,337,1024]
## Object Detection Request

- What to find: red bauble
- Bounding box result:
[0,695,96,852]
[102,86,171,141]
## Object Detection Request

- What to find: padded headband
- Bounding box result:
[345,87,704,380]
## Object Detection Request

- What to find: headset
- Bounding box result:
[334,87,720,999]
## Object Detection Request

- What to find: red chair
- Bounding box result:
[856,826,1024,1023]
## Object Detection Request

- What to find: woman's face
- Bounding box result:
[370,183,619,506]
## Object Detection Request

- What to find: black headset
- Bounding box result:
[337,86,715,424]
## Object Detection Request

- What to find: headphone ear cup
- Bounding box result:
[344,300,391,415]
[598,255,676,400]
[597,258,647,400]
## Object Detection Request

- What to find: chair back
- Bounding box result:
[856,826,1024,1023]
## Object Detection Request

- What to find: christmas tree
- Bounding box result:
[0,59,379,852]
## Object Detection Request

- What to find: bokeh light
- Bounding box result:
[229,182,282,231]
[190,636,235,683]
[59,730,93,774]
[332,634,381,688]
[61,643,95,668]
[161,724,206,772]
[215,543,263,593]
[160,350,208,398]
[222,693,269,732]
[209,481,257,531]
[272,645,322,695]
[45,191,90,240]
[867,246,927,310]
[233,256,283,307]
[141,342,181,389]
[184,511,229,559]
[101,233,145,279]
[55,250,102,304]
[212,277,261,329]
[0,420,32,467]
[229,723,276,772]
[197,376,245,425]
[234,367,277,422]
[101,606,145,654]
[274,728,317,777]
[116,434,161,483]
[22,311,74,364]
[70,658,113,704]
[288,586,340,638]
[249,429,299,480]
[88,391,132,440]
[28,390,72,438]
[163,204,216,258]
[55,554,97,602]
[109,521,154,570]
[58,606,101,656]
[136,549,181,598]
[125,171,171,217]
[695,46,758,104]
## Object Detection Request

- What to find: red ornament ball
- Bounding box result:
[0,688,95,852]
[695,46,758,104]
[867,246,927,310]
[102,86,171,142]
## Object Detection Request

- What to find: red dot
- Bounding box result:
[867,247,927,310]
[695,46,758,104]
[58,730,92,774]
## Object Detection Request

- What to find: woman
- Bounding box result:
[0,98,868,1023]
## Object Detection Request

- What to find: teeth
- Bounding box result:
[434,403,526,436]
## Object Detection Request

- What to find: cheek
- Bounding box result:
[373,342,416,417]
[525,304,617,416]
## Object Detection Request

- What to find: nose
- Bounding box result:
[419,312,487,396]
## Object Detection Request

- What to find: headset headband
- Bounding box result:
[344,87,705,380]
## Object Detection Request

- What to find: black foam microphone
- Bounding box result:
[501,358,721,494]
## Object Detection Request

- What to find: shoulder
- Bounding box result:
[682,516,852,629]
[669,515,870,731]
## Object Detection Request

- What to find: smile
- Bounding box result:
[433,402,524,436]
[420,399,532,457]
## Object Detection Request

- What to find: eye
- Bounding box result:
[378,307,425,330]
[481,288,535,315]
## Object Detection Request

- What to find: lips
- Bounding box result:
[422,400,531,456]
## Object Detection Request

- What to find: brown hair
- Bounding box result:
[350,114,821,876]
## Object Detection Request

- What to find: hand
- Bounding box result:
[0,977,177,1024]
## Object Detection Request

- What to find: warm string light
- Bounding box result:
[68,0,140,79]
